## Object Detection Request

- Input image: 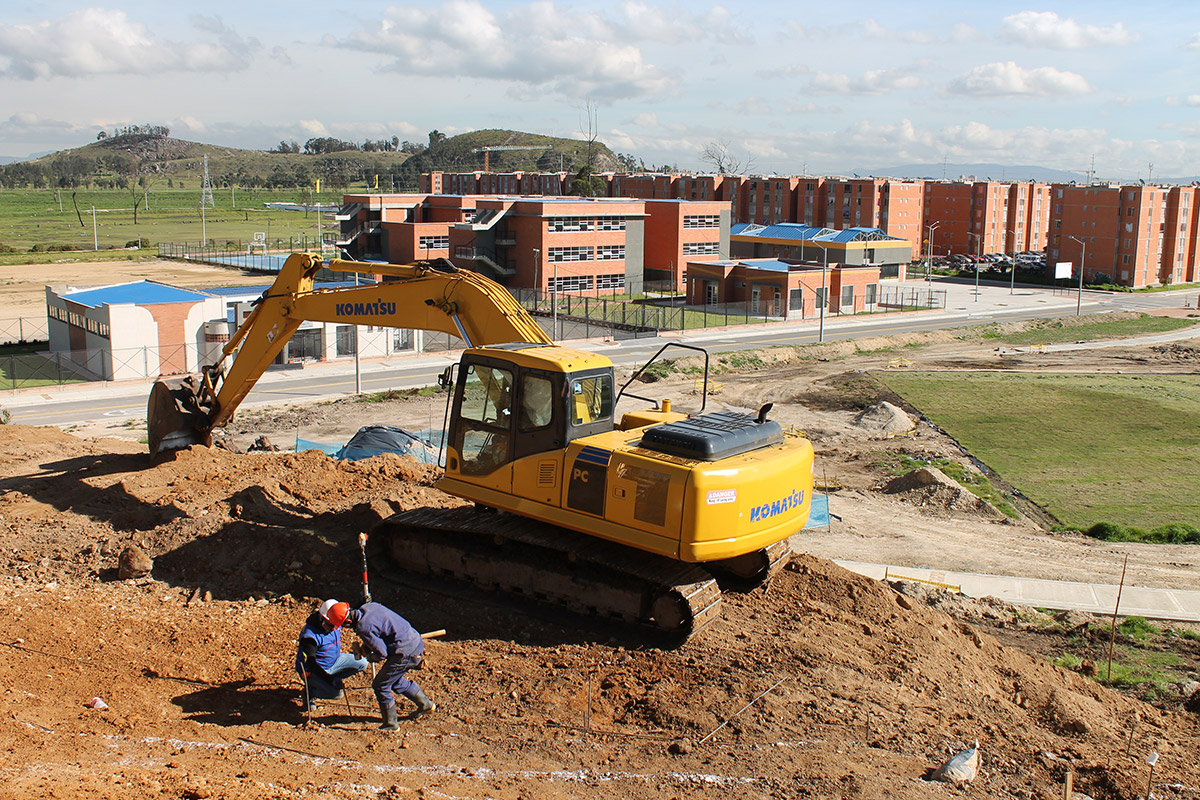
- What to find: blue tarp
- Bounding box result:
[803,494,830,529]
[296,425,438,464]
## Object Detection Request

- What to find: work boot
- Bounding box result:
[409,688,436,719]
[378,700,399,731]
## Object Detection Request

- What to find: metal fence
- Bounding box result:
[0,332,473,391]
[511,285,946,335]
[0,317,49,345]
[158,238,337,271]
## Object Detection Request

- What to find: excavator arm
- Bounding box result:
[147,253,551,456]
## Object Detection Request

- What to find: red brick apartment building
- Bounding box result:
[922,181,1052,257]
[338,193,729,294]
[1047,184,1199,288]
[821,179,924,246]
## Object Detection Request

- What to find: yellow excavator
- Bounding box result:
[148,253,814,640]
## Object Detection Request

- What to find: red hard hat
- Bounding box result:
[319,599,350,628]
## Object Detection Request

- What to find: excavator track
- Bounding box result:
[371,506,723,643]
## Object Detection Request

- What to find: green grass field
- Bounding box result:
[0,185,371,254]
[875,371,1200,530]
[976,315,1199,345]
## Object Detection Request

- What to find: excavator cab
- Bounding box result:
[443,345,615,481]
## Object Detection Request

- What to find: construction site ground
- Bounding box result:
[2,263,1200,798]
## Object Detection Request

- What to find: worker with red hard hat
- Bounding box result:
[295,598,367,710]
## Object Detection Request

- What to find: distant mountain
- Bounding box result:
[860,163,1088,183]
[0,152,50,165]
[0,130,620,190]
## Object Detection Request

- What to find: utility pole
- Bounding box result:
[1070,235,1087,316]
[91,205,98,250]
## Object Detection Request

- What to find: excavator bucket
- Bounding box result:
[147,377,213,457]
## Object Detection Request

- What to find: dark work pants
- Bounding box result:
[372,653,423,707]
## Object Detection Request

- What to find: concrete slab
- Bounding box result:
[836,560,1200,623]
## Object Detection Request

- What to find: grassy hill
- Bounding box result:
[0,129,623,193]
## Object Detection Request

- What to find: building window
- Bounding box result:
[865,284,878,304]
[548,275,594,292]
[548,216,595,232]
[392,329,414,351]
[596,217,627,231]
[547,246,594,262]
[1122,255,1131,265]
[682,242,720,256]
[595,274,625,290]
[596,245,625,261]
[683,214,721,228]
[419,235,449,250]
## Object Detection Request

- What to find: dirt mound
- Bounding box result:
[1150,343,1200,362]
[853,400,914,435]
[881,466,1004,519]
[0,425,455,595]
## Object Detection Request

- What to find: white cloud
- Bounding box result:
[331,1,766,100]
[733,98,772,115]
[948,62,1090,96]
[1002,11,1137,49]
[808,67,925,95]
[0,9,259,79]
[632,113,659,128]
[0,112,88,141]
[1187,95,1200,107]
[1187,33,1200,52]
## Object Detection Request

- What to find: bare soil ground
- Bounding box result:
[0,258,270,317]
[2,312,1200,798]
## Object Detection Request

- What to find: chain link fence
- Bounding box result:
[0,317,49,345]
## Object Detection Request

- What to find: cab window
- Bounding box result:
[457,363,513,475]
[519,374,555,431]
[570,374,613,426]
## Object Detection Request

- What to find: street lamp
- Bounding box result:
[925,222,941,281]
[1007,228,1018,295]
[1069,235,1086,316]
[966,231,981,302]
[808,238,831,343]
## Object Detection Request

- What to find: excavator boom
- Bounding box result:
[147,253,550,456]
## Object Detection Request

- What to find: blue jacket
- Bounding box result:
[352,602,424,662]
[295,611,343,677]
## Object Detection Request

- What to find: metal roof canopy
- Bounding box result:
[62,280,209,308]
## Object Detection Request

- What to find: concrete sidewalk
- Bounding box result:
[836,560,1200,623]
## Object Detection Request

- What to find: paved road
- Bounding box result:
[4,279,1198,428]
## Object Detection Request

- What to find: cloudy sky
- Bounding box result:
[2,1,1198,179]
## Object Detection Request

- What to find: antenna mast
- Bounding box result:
[201,154,215,208]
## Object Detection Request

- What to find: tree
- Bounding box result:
[579,101,600,172]
[428,130,447,150]
[699,140,754,175]
[570,166,606,198]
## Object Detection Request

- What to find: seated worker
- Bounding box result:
[295,598,368,709]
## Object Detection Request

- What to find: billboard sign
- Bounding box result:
[1055,261,1073,280]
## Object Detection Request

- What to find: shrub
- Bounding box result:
[28,243,45,253]
[1118,616,1157,642]
[1085,521,1200,544]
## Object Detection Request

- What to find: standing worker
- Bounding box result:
[295,599,367,710]
[345,601,436,730]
